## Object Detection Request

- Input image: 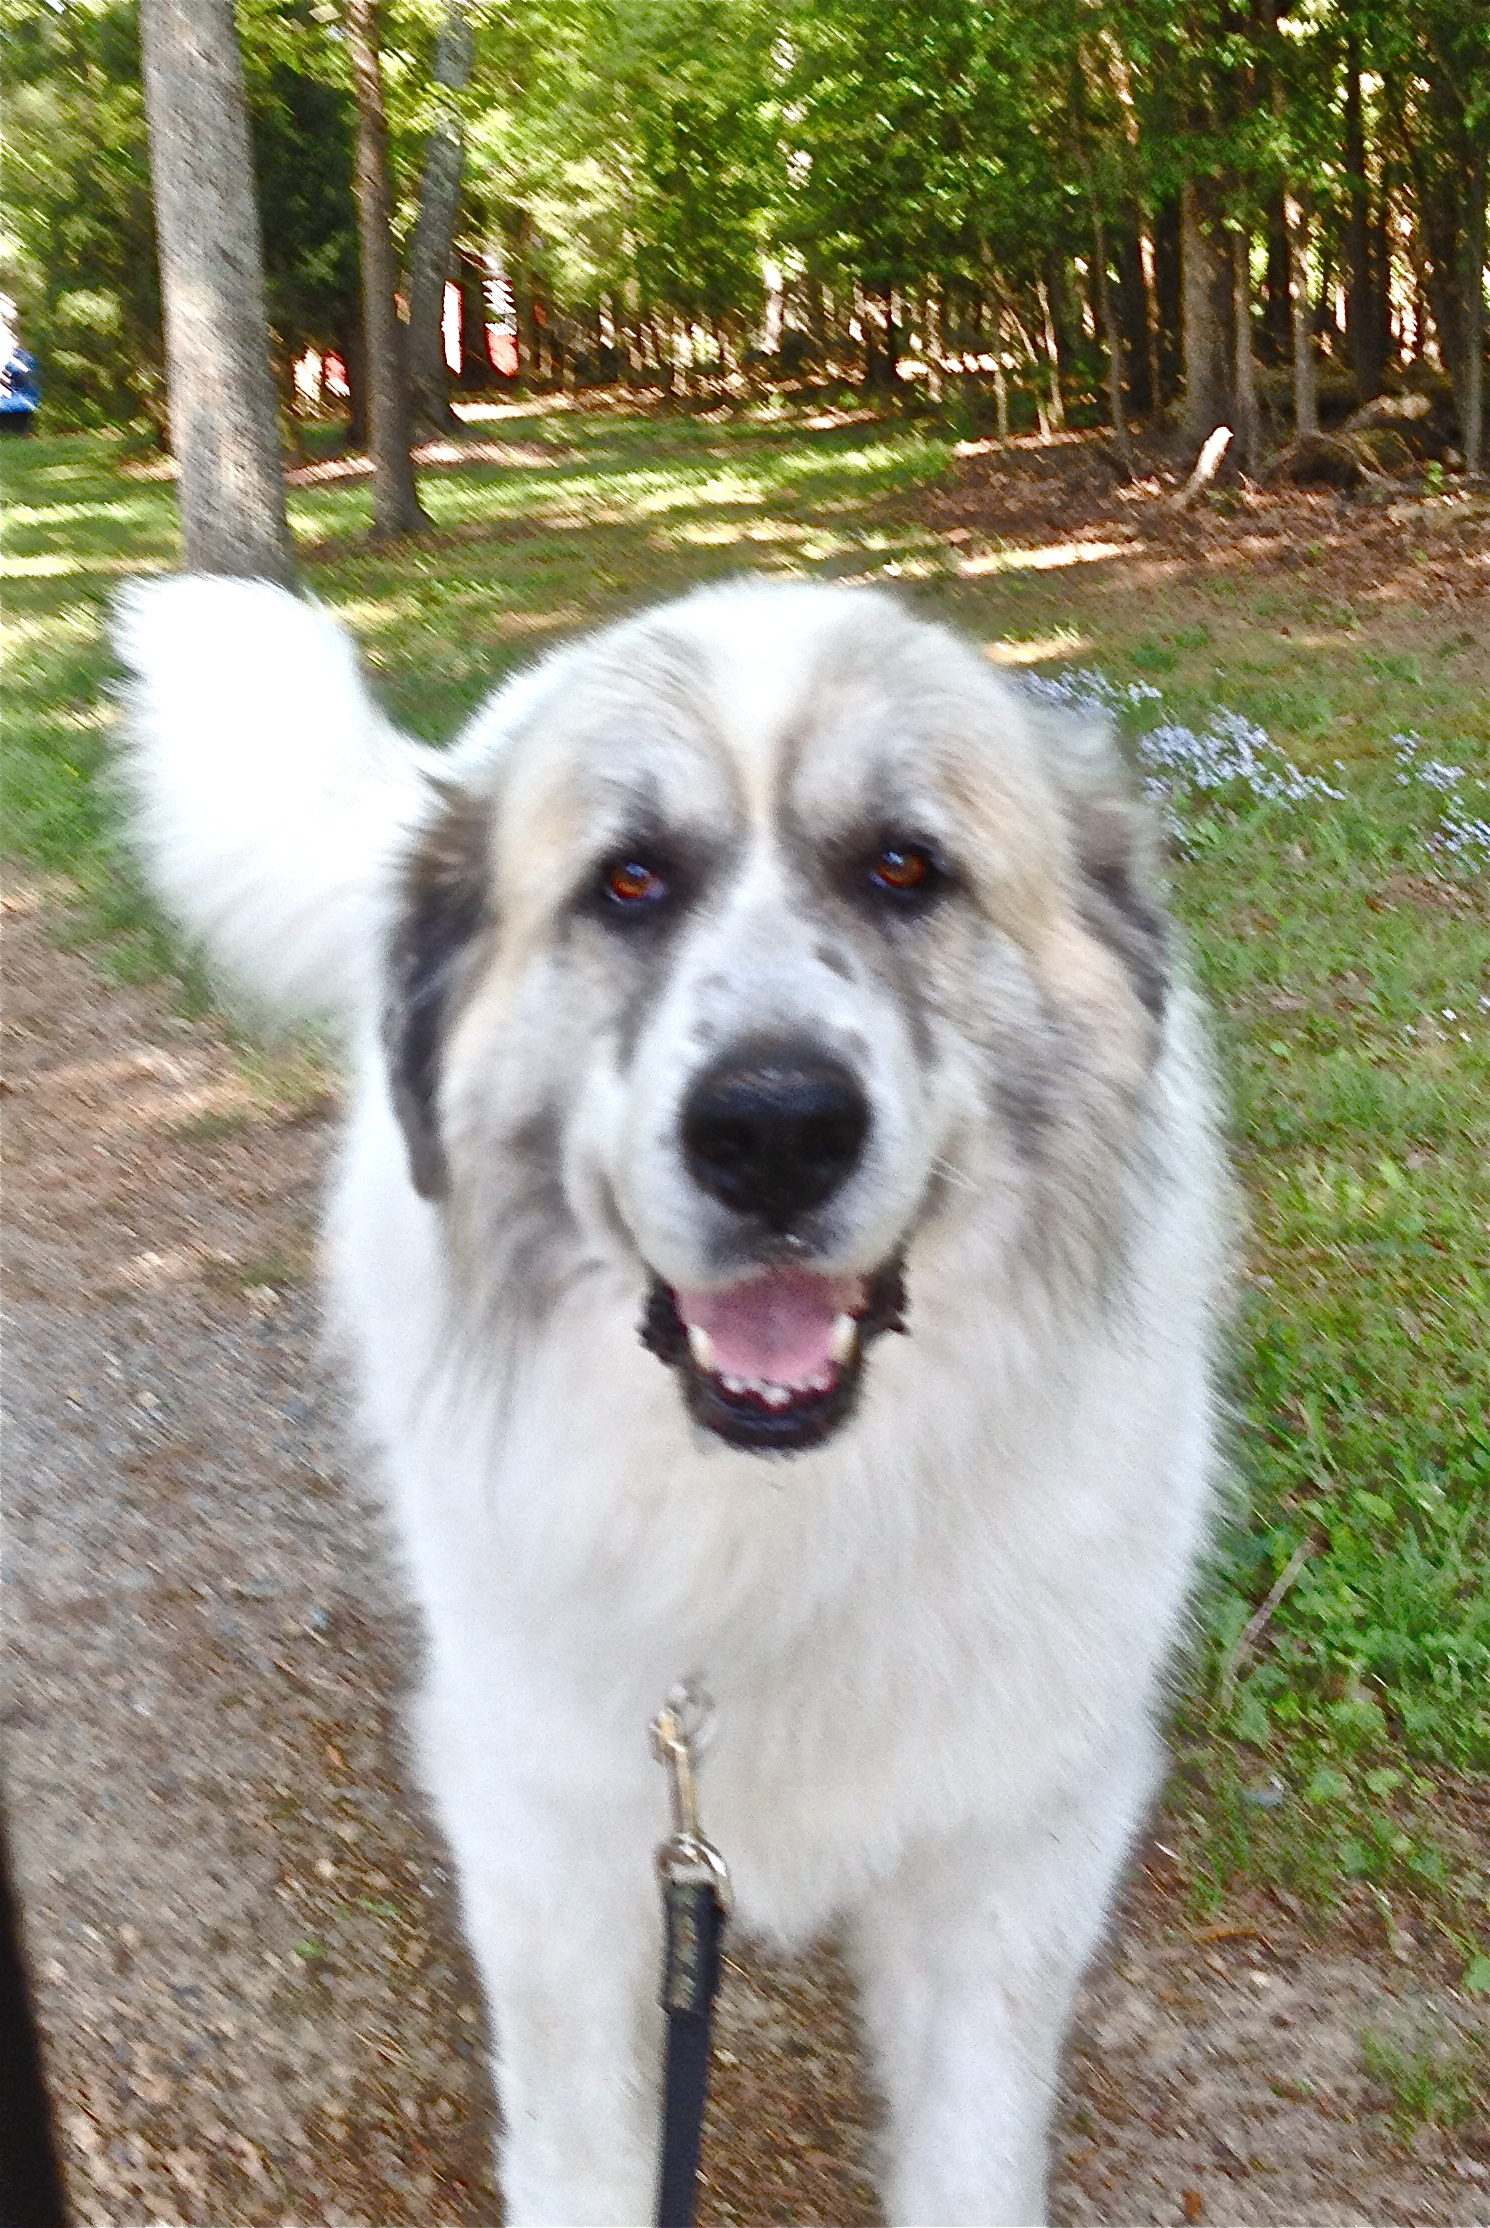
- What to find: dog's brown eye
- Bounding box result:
[870,846,932,894]
[604,858,669,909]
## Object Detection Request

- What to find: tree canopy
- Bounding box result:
[3,0,1486,458]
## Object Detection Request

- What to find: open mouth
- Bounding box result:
[640,1261,907,1453]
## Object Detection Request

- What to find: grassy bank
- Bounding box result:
[3,410,1486,1969]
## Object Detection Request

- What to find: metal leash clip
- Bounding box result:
[650,1681,733,1919]
[650,1682,732,2228]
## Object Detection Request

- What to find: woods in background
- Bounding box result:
[4,0,1487,472]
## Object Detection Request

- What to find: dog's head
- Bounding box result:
[386,583,1170,1455]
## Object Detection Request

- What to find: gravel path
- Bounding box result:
[4,884,1486,2226]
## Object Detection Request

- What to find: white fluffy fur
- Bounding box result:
[112,577,439,1021]
[114,575,1225,2227]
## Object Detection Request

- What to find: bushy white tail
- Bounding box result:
[112,577,438,1029]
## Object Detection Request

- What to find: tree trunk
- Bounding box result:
[456,253,494,384]
[993,355,1010,439]
[861,287,897,393]
[345,0,430,537]
[1123,219,1161,419]
[1093,215,1136,474]
[1181,176,1230,448]
[137,0,296,586]
[1373,199,1394,363]
[1035,274,1065,430]
[1343,40,1386,399]
[1153,193,1183,403]
[405,0,473,434]
[1232,224,1261,472]
[1263,196,1292,354]
[1462,148,1487,475]
[1283,190,1319,438]
[336,311,369,448]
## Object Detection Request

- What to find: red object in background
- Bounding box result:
[488,329,519,376]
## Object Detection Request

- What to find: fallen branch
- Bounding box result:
[1170,424,1232,509]
[1217,1530,1319,1711]
[1257,429,1390,490]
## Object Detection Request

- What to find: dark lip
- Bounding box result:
[638,1262,908,1455]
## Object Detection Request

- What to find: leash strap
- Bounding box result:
[656,1875,727,2228]
[651,1688,731,2228]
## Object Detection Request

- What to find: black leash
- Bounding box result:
[651,1688,731,2228]
[0,1807,68,2228]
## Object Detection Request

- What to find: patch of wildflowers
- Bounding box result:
[1436,814,1490,862]
[1395,734,1490,863]
[1136,709,1345,807]
[1024,671,1342,818]
[1393,732,1468,793]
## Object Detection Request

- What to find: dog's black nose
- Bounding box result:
[682,1044,869,1225]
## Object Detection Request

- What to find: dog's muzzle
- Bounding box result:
[640,1261,907,1453]
[637,1040,905,1452]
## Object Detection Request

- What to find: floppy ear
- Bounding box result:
[1068,775,1170,1022]
[1029,704,1171,1022]
[385,781,493,1200]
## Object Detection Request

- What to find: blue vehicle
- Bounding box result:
[1,342,40,434]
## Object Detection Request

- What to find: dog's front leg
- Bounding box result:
[436,1792,664,2227]
[849,1745,1159,2228]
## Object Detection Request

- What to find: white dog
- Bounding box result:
[114,576,1224,2227]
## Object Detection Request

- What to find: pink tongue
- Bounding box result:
[675,1270,865,1385]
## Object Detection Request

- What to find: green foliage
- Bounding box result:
[1,0,363,432]
[5,0,1487,426]
[1,0,162,429]
[1360,2020,1490,2136]
[249,60,361,359]
[618,0,776,331]
[1180,760,1490,1773]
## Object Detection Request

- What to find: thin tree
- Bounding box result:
[1283,189,1319,437]
[406,0,475,433]
[1462,146,1486,476]
[137,0,296,586]
[345,0,431,537]
[1231,223,1262,471]
[1342,32,1386,401]
[1181,175,1229,449]
[1092,213,1137,475]
[1035,273,1066,431]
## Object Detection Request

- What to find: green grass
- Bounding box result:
[1191,770,1490,1765]
[1361,2017,1490,2136]
[3,409,1487,1951]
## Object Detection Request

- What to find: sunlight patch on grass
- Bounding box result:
[959,539,1137,576]
[668,517,813,548]
[984,631,1095,665]
[5,550,164,578]
[323,591,426,633]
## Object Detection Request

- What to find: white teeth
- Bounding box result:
[829,1312,858,1365]
[686,1323,717,1371]
[712,1372,837,1408]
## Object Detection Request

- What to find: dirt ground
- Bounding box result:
[918,425,1490,652]
[4,828,1488,2228]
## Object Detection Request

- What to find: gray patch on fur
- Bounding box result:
[1073,835,1170,1024]
[490,1106,579,1308]
[386,781,493,1199]
[1021,697,1172,1025]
